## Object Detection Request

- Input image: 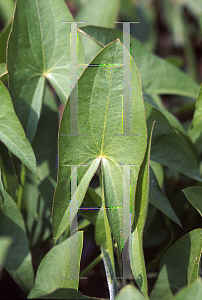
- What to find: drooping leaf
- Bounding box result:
[145,102,202,181]
[183,186,202,216]
[79,26,199,98]
[192,84,202,127]
[28,232,83,299]
[115,284,146,300]
[0,190,35,294]
[0,81,38,178]
[131,122,154,299]
[150,229,202,300]
[7,0,85,142]
[52,40,147,259]
[149,167,182,228]
[173,279,202,300]
[38,288,100,299]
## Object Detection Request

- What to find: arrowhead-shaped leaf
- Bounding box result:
[0,81,38,178]
[7,0,85,142]
[53,39,147,257]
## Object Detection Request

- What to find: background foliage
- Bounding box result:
[0,0,202,299]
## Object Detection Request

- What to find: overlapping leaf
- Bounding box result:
[53,40,147,258]
[150,229,202,300]
[76,0,120,63]
[0,81,38,178]
[183,186,202,216]
[149,167,182,227]
[28,232,83,299]
[145,102,202,181]
[0,191,35,294]
[7,0,85,143]
[131,123,154,299]
[79,26,199,98]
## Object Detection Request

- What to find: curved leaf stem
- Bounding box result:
[80,253,103,278]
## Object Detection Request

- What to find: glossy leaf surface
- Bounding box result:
[7,0,85,142]
[150,229,202,300]
[0,81,38,178]
[28,232,83,299]
[53,39,147,255]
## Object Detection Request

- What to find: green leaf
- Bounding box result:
[149,167,182,227]
[79,187,101,225]
[131,122,155,299]
[150,161,164,187]
[0,19,12,64]
[38,288,100,299]
[52,40,147,256]
[173,279,202,300]
[192,84,202,127]
[182,186,202,216]
[0,236,12,268]
[145,102,202,181]
[0,81,38,178]
[150,229,202,300]
[76,0,120,63]
[7,0,85,142]
[0,190,35,294]
[28,232,83,299]
[79,26,199,98]
[115,284,146,300]
[0,0,15,24]
[101,245,118,300]
[32,84,58,180]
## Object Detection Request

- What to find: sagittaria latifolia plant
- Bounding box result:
[0,0,202,299]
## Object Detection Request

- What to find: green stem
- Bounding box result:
[80,253,103,278]
[17,164,26,210]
